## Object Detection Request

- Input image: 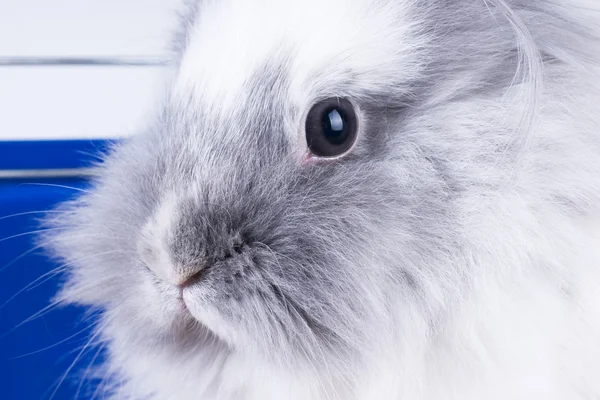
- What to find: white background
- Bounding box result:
[0,0,183,140]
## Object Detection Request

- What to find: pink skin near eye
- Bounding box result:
[299,151,313,166]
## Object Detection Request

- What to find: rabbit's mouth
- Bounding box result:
[177,245,276,346]
[171,244,346,364]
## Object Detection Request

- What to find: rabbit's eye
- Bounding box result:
[305,98,358,158]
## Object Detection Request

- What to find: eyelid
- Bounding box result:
[301,97,360,159]
[296,97,362,162]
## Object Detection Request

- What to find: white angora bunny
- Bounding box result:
[43,0,600,399]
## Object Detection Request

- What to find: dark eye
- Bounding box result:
[305,98,358,158]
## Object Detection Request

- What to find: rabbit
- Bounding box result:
[42,0,600,399]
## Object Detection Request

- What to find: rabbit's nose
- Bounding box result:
[138,192,252,287]
[137,227,244,288]
[137,199,209,287]
[137,201,248,287]
[137,229,206,287]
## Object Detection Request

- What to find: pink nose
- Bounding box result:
[175,267,207,288]
[138,233,207,287]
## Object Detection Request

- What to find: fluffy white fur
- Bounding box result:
[43,0,600,399]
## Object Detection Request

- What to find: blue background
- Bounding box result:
[0,140,112,399]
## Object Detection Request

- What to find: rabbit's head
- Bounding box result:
[44,0,578,393]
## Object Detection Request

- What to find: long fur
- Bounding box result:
[42,0,600,399]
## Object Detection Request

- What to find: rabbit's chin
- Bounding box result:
[180,283,351,369]
[181,286,243,350]
[106,321,402,400]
